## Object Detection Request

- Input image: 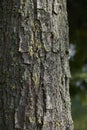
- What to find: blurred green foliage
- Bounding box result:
[72,95,87,130]
[67,0,87,130]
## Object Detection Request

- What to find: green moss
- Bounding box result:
[33,73,40,87]
[55,121,61,126]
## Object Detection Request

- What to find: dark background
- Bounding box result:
[67,0,87,129]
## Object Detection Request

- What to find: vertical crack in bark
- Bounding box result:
[1,1,7,129]
[52,0,55,15]
[33,0,37,20]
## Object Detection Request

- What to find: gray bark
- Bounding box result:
[0,0,73,130]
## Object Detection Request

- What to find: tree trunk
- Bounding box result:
[0,0,73,130]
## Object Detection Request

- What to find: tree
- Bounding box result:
[67,0,87,96]
[67,1,87,130]
[0,0,73,130]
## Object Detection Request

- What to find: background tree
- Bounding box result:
[67,0,87,130]
[0,0,73,130]
[68,0,87,95]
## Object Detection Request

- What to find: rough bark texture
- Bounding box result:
[0,0,73,130]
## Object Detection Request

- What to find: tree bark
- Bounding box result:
[0,0,73,130]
